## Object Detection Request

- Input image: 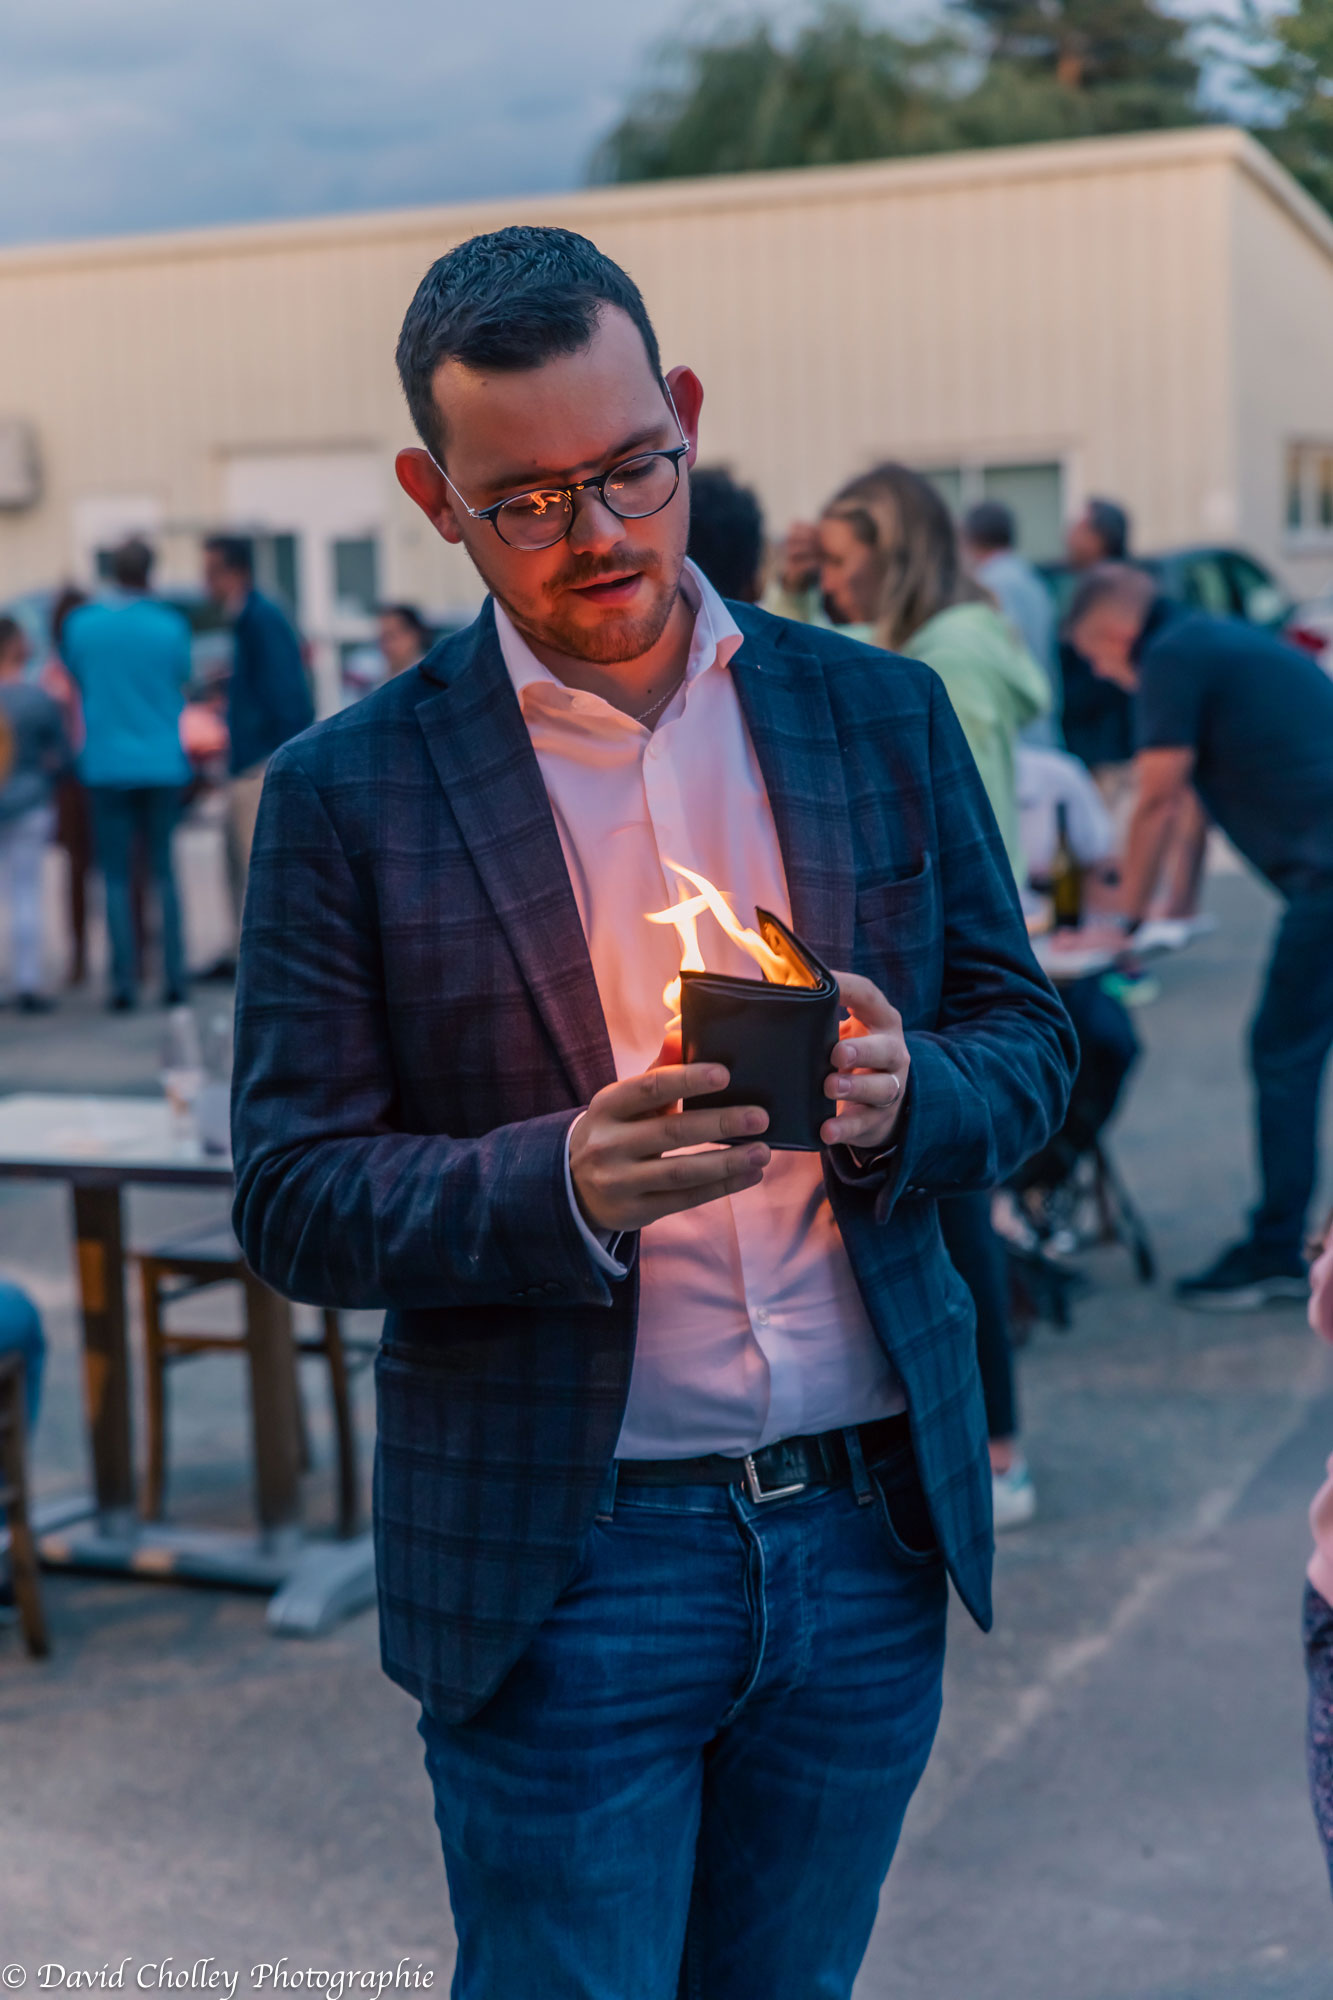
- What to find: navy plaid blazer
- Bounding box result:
[232,599,1075,1722]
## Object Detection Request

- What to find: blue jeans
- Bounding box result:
[88,785,185,1003]
[1250,886,1333,1256]
[0,1279,45,1430]
[418,1437,949,1999]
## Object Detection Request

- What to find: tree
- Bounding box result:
[1233,0,1333,215]
[589,4,960,183]
[945,0,1204,147]
[589,0,1207,187]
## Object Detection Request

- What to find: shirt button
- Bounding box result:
[754,1307,770,1328]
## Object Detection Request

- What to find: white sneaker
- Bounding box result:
[992,1454,1037,1532]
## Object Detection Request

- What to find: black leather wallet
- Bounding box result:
[679,909,841,1151]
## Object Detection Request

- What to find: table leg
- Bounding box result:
[70,1182,136,1536]
[241,1270,303,1545]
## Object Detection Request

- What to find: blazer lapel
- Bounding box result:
[729,617,855,972]
[414,609,616,1105]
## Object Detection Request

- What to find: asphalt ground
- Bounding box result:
[0,838,1330,1996]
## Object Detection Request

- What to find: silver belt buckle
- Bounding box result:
[743,1453,808,1505]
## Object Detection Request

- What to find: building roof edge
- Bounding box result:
[1228,128,1333,262]
[0,124,1327,278]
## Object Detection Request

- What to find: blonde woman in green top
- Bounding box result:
[781,463,1051,883]
[781,462,1051,1528]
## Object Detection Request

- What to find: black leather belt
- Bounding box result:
[617,1412,911,1504]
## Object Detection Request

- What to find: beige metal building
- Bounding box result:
[0,124,1330,700]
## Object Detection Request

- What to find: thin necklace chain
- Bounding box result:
[632,669,686,729]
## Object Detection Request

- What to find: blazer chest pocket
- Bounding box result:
[854,852,937,1003]
[855,851,934,933]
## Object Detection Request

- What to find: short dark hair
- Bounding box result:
[204,534,254,580]
[377,602,433,646]
[0,615,24,659]
[395,225,664,462]
[1065,561,1155,635]
[1084,498,1130,562]
[110,537,154,589]
[962,500,1015,552]
[686,467,765,602]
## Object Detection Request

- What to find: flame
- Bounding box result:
[645,860,807,1014]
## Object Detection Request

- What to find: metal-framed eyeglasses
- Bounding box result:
[431,392,691,553]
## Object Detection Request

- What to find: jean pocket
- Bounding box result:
[871,1445,942,1568]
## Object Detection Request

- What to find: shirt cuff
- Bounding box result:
[564,1116,630,1278]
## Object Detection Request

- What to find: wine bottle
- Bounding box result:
[1050,801,1084,930]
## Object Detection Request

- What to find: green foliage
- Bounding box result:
[589,4,961,182]
[949,0,1203,144]
[590,0,1332,221]
[1236,0,1333,215]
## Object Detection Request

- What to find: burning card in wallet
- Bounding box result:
[645,864,841,1150]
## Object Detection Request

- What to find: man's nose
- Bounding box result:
[567,488,625,556]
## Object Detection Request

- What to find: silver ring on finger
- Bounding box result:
[885,1071,902,1103]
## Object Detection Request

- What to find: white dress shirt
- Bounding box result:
[496,562,904,1457]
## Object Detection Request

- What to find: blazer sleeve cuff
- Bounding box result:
[470,1108,632,1308]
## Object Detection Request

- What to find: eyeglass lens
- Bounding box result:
[495,452,680,550]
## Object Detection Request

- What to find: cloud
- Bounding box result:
[0,0,694,244]
[9,0,1169,248]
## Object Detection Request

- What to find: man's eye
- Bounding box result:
[608,458,656,491]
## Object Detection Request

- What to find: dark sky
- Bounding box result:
[0,0,1246,250]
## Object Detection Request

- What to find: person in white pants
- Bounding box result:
[0,617,69,1011]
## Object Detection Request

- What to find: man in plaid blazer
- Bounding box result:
[232,227,1074,1998]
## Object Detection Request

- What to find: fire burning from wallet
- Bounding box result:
[645,861,818,1018]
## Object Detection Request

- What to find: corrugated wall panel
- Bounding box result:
[0,129,1311,609]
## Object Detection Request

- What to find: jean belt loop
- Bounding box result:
[594,1459,620,1524]
[842,1425,875,1506]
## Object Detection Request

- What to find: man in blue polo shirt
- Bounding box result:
[1069,563,1333,1308]
[62,538,191,1010]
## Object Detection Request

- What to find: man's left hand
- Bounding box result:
[822,972,910,1151]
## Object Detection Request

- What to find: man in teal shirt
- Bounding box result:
[62,539,191,1009]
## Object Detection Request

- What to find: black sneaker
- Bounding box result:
[16,992,54,1015]
[1175,1240,1309,1312]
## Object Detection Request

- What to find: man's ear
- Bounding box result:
[664,366,704,467]
[395,448,466,546]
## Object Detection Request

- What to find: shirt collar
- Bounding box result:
[495,560,743,723]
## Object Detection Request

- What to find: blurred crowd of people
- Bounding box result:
[2,467,1330,1553]
[2,445,1331,1893]
[0,536,443,1013]
[684,459,1333,1538]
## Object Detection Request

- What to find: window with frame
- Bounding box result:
[917,460,1065,562]
[1285,441,1333,543]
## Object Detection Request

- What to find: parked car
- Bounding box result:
[1039,545,1321,768]
[1285,592,1333,676]
[1039,544,1296,633]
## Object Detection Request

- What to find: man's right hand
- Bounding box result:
[569,1064,770,1235]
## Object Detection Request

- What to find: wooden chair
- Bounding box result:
[134,1218,373,1537]
[0,1351,49,1657]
